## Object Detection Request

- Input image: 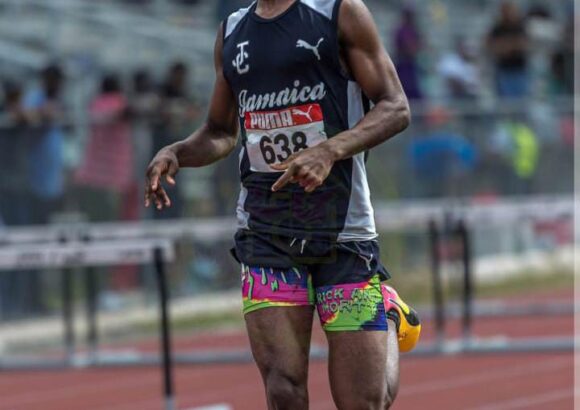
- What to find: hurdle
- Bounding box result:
[0,239,177,410]
[426,214,574,355]
[0,195,574,368]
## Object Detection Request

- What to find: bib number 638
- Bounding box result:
[259,131,309,165]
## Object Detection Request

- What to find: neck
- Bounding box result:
[258,0,293,5]
[255,0,296,18]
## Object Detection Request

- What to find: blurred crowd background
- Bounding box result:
[0,0,574,320]
[0,0,574,227]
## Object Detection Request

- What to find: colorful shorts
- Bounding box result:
[232,230,391,332]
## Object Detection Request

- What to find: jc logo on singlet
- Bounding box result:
[233,41,250,75]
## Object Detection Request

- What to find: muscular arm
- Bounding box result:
[272,0,410,192]
[145,24,238,209]
[324,0,410,161]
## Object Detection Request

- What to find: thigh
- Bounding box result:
[313,241,390,332]
[311,241,398,407]
[245,305,314,384]
[327,324,399,409]
[242,265,314,315]
[241,262,315,384]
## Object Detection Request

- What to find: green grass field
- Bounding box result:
[389,268,573,306]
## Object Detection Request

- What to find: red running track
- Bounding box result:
[0,297,574,410]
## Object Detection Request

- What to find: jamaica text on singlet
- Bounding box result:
[238,80,326,117]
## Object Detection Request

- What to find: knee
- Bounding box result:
[342,394,383,410]
[265,370,308,409]
[384,392,397,409]
[343,385,398,410]
[384,379,399,409]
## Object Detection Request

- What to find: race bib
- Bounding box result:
[244,103,328,173]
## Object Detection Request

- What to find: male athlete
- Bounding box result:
[146,0,421,408]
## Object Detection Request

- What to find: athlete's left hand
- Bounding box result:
[270,144,335,193]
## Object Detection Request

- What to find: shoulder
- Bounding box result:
[223,2,254,40]
[300,0,340,20]
[337,0,375,31]
[336,0,369,18]
[336,0,378,47]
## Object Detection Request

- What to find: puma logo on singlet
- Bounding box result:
[291,106,314,122]
[296,38,324,61]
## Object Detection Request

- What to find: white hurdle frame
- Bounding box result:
[0,239,177,410]
[0,196,574,370]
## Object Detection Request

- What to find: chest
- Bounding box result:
[223,10,337,92]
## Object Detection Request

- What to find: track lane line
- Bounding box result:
[400,357,570,395]
[185,404,232,410]
[467,388,576,410]
[310,358,571,410]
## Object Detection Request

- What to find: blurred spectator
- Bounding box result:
[131,69,159,141]
[407,108,477,198]
[487,1,529,98]
[75,73,135,221]
[550,15,573,95]
[438,38,481,100]
[23,64,66,224]
[153,61,202,219]
[394,7,423,100]
[0,81,28,123]
[0,81,33,226]
[527,3,551,19]
[0,81,47,318]
[154,62,199,152]
[490,119,539,195]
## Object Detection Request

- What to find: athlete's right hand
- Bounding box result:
[145,148,180,210]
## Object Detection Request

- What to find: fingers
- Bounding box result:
[144,189,151,208]
[272,162,326,193]
[145,157,178,209]
[156,186,172,209]
[145,185,172,210]
[144,167,159,208]
[144,164,173,210]
[271,148,330,192]
[144,176,156,208]
[153,192,163,210]
[146,160,168,194]
[304,179,323,193]
[300,175,323,193]
[271,165,297,192]
[149,169,161,192]
[166,161,179,185]
[270,153,298,171]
